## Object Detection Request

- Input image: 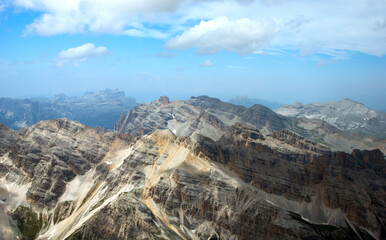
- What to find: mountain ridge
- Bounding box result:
[0,89,137,130]
[275,99,386,140]
[116,96,386,154]
[228,95,283,110]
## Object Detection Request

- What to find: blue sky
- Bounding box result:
[0,0,385,110]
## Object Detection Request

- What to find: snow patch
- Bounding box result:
[5,111,14,119]
[14,120,27,128]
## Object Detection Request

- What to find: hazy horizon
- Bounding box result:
[1,1,385,110]
[3,88,385,112]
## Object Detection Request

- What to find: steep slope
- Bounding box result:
[275,99,386,140]
[0,89,137,129]
[116,96,386,154]
[0,119,384,239]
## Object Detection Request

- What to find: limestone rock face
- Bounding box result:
[195,123,385,238]
[0,119,384,240]
[275,99,386,140]
[116,96,386,154]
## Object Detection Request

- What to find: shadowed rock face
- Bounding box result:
[195,124,385,238]
[0,119,384,239]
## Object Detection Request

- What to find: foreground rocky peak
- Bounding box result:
[0,119,385,239]
[275,99,386,140]
[2,119,385,239]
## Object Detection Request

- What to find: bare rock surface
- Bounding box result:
[0,118,384,239]
[116,96,386,154]
[275,99,386,140]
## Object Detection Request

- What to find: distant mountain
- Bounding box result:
[228,95,283,109]
[115,96,386,154]
[275,99,386,140]
[0,89,137,129]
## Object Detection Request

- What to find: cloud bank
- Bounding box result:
[165,17,277,55]
[10,0,386,56]
[55,43,110,66]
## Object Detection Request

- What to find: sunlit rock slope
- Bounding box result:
[275,99,386,140]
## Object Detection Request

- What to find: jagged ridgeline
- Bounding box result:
[0,89,137,130]
[0,96,385,240]
[275,99,386,140]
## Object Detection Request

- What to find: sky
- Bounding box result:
[0,0,385,110]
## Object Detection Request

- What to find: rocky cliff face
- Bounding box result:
[275,99,386,140]
[116,96,386,154]
[0,89,137,130]
[0,119,384,239]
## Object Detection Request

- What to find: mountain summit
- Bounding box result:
[275,99,386,140]
[116,96,386,154]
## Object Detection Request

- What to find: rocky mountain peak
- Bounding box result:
[292,102,303,108]
[98,88,126,98]
[275,99,386,140]
[188,95,224,108]
[158,96,170,105]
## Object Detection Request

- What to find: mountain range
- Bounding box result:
[275,99,386,140]
[116,96,386,154]
[227,95,283,110]
[0,95,385,240]
[0,89,137,130]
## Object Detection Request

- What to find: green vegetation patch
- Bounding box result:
[12,206,42,240]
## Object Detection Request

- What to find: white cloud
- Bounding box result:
[9,0,386,56]
[55,43,110,66]
[13,0,181,36]
[165,16,277,55]
[200,59,213,67]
